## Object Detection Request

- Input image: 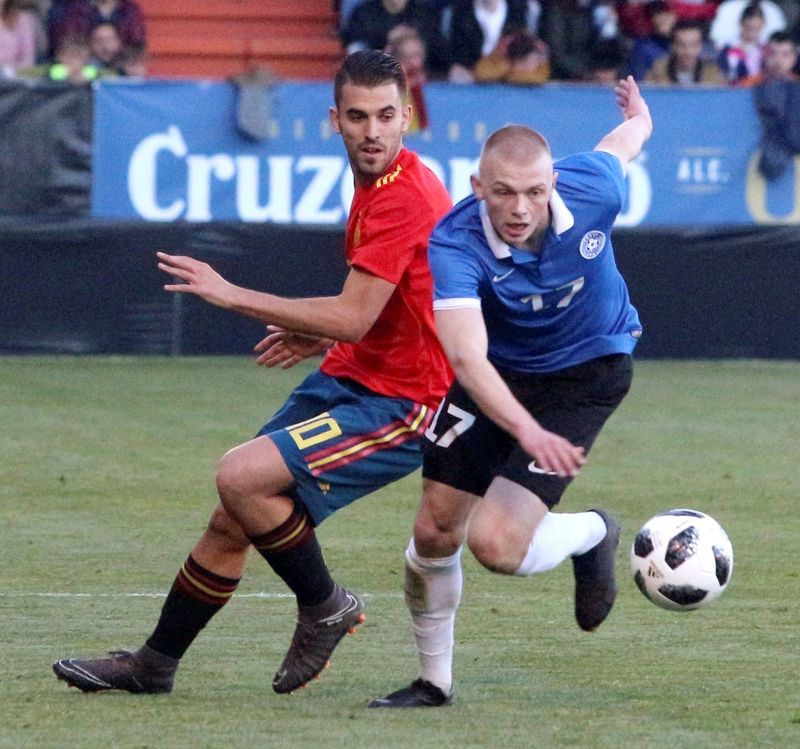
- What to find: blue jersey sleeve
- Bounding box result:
[555,151,625,218]
[428,230,483,308]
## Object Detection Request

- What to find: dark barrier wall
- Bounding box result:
[0,221,347,355]
[1,221,797,358]
[0,83,92,217]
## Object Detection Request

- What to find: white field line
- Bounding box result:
[0,591,399,599]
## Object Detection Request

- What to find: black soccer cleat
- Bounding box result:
[368,678,453,708]
[272,586,365,694]
[52,645,178,694]
[572,509,620,631]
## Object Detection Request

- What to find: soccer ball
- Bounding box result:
[630,509,734,612]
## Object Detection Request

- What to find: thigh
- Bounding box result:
[263,372,433,525]
[501,354,634,507]
[421,379,515,498]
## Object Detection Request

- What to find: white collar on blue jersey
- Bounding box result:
[479,188,575,259]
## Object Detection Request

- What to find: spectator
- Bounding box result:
[593,0,620,40]
[739,29,799,84]
[666,0,720,24]
[385,27,430,129]
[751,30,800,179]
[627,1,678,80]
[341,0,448,78]
[646,18,726,83]
[88,19,121,71]
[588,37,627,83]
[718,2,768,82]
[618,0,661,38]
[338,0,365,29]
[709,0,785,48]
[0,0,41,75]
[17,33,109,81]
[538,0,603,81]
[618,0,718,40]
[46,0,145,60]
[444,0,531,83]
[114,42,146,76]
[473,29,550,84]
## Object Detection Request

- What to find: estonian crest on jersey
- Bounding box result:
[579,230,606,259]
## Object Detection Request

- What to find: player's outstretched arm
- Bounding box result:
[594,75,653,167]
[434,307,585,478]
[157,252,395,342]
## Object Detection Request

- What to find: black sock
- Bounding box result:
[250,505,335,607]
[146,555,240,660]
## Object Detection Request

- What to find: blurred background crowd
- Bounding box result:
[0,0,798,87]
[337,0,800,88]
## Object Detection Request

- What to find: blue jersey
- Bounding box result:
[428,150,642,373]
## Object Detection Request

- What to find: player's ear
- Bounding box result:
[401,103,412,133]
[470,173,483,199]
[329,106,341,134]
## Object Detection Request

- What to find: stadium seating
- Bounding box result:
[137,0,343,80]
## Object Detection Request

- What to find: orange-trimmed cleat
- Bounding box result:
[272,587,365,694]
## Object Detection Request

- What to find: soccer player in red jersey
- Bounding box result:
[53,50,453,697]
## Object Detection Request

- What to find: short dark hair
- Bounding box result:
[768,30,795,46]
[671,19,704,42]
[646,1,670,19]
[740,2,765,23]
[333,50,407,107]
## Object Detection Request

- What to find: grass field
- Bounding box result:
[2,356,799,749]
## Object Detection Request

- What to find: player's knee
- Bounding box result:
[412,514,462,557]
[467,524,519,575]
[215,451,249,508]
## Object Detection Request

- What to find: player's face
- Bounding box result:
[673,28,703,70]
[330,81,411,187]
[471,151,555,250]
[766,41,797,77]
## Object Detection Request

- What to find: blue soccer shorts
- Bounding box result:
[257,369,433,525]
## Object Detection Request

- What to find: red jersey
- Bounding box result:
[321,148,453,409]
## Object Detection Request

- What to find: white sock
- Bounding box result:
[514,511,606,576]
[404,539,462,694]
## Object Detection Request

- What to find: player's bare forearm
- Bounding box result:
[594,76,653,166]
[434,308,585,477]
[157,252,395,342]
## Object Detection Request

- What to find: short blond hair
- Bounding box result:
[479,125,552,174]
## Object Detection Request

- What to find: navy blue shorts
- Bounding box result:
[257,369,433,525]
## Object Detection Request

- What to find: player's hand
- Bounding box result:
[517,422,586,478]
[157,252,237,309]
[253,326,332,369]
[614,75,650,122]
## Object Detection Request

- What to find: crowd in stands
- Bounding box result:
[1,0,798,88]
[336,0,800,87]
[0,0,146,81]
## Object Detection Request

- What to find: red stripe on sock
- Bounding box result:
[250,508,314,553]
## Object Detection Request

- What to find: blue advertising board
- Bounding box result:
[92,79,798,226]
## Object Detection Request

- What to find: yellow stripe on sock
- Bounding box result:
[180,564,235,600]
[253,515,308,552]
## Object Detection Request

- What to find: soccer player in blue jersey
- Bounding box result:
[370,76,653,708]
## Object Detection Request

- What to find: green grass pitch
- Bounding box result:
[2,356,799,749]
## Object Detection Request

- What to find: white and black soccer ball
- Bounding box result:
[630,509,734,612]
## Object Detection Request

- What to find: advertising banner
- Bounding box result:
[93,80,799,226]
